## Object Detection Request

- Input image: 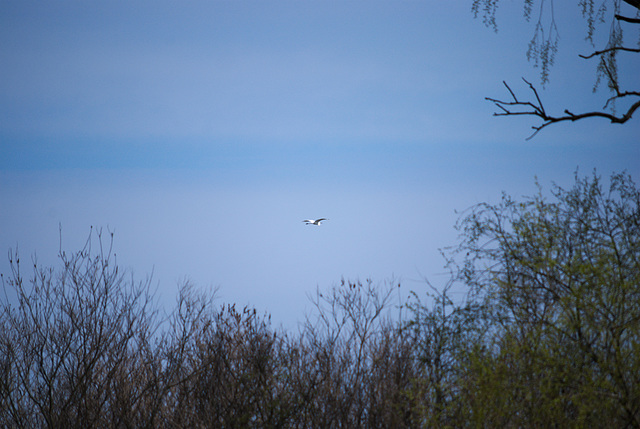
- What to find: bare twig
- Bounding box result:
[614,14,640,24]
[603,91,640,110]
[486,78,640,140]
[599,61,621,94]
[579,46,640,59]
[621,0,640,12]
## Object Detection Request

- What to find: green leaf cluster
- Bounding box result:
[436,170,640,426]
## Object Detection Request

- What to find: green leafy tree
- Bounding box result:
[453,171,640,425]
[472,0,640,138]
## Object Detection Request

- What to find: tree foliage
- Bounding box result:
[453,170,640,425]
[1,171,639,427]
[472,0,640,138]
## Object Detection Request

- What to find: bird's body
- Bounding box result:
[303,218,328,225]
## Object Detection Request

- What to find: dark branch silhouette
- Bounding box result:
[476,0,639,139]
[622,0,640,12]
[486,78,640,140]
[615,14,640,24]
[579,46,640,59]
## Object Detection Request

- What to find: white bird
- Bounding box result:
[303,218,328,225]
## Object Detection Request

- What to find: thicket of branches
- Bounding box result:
[2,171,639,427]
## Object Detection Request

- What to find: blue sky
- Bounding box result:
[1,1,639,328]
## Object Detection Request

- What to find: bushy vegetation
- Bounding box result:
[1,171,639,428]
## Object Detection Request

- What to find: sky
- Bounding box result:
[1,1,639,329]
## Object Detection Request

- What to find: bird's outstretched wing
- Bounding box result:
[303,218,328,225]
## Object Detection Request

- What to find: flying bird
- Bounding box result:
[303,218,328,225]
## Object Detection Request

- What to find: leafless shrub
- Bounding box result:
[0,231,446,428]
[0,228,159,428]
[299,279,421,428]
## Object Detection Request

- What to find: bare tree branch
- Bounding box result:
[615,14,640,24]
[579,46,640,59]
[475,1,639,139]
[486,78,640,140]
[621,0,640,13]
